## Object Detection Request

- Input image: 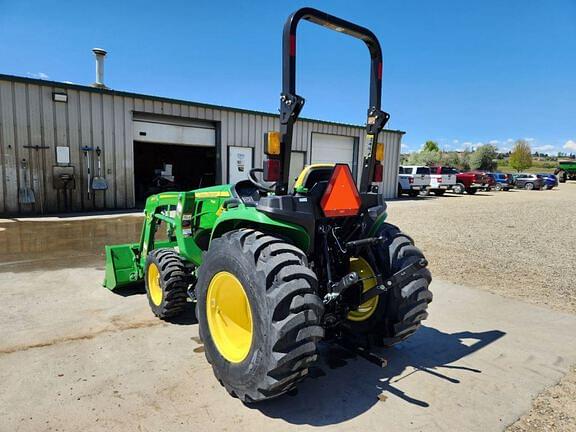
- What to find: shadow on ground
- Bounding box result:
[251,326,505,426]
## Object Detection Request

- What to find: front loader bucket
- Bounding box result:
[103,243,142,290]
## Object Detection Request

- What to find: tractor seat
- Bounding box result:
[292,164,335,194]
[233,180,262,206]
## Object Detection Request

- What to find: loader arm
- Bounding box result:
[276,7,390,195]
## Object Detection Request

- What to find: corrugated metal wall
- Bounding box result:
[0,75,403,214]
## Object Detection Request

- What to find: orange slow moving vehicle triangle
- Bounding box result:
[320,164,362,217]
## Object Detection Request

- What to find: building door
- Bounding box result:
[132,117,216,206]
[311,133,357,178]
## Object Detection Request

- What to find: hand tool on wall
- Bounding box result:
[91,147,108,190]
[23,145,49,213]
[81,146,94,199]
[18,159,35,204]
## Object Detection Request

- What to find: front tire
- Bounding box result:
[196,229,323,402]
[495,183,502,191]
[144,249,189,319]
[342,223,432,347]
[525,182,534,190]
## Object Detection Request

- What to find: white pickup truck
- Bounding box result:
[398,166,431,197]
[426,166,458,196]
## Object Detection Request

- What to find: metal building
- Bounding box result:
[0,73,404,215]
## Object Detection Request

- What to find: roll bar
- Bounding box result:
[275,7,390,195]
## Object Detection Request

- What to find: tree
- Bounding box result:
[509,140,533,172]
[406,150,442,166]
[470,144,498,171]
[441,152,460,168]
[423,140,440,152]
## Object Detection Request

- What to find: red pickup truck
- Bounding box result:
[452,171,493,194]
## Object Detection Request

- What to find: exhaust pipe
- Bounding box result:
[92,48,107,88]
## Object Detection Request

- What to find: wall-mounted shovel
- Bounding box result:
[81,146,94,199]
[92,146,108,190]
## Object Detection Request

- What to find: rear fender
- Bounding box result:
[211,206,311,253]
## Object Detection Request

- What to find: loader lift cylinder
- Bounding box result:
[277,7,390,195]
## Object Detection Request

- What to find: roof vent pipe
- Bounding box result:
[92,48,107,88]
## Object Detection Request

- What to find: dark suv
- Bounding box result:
[514,173,544,190]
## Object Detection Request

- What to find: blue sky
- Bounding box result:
[1,0,575,154]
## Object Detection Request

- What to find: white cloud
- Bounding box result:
[499,147,511,153]
[564,140,576,151]
[506,138,514,143]
[452,139,459,144]
[401,143,408,149]
[489,140,499,145]
[524,137,535,142]
[27,72,49,80]
[534,144,555,152]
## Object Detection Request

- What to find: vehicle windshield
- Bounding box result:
[416,167,430,175]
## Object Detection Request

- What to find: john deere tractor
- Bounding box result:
[104,8,432,402]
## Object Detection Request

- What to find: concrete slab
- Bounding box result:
[1,272,575,432]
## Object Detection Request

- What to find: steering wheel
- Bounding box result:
[249,168,276,193]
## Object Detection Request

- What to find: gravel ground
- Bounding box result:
[386,182,576,432]
[387,183,576,314]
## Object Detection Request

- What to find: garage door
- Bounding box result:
[133,120,215,146]
[311,133,356,176]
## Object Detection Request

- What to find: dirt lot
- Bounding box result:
[387,183,576,431]
[0,183,575,431]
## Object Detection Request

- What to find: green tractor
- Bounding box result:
[104,7,432,402]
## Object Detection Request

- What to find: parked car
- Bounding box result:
[514,173,544,190]
[398,165,431,197]
[538,173,558,190]
[488,173,511,191]
[451,171,492,194]
[425,166,457,196]
[474,171,496,191]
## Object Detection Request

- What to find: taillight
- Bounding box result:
[437,177,442,183]
[263,158,280,182]
[408,176,414,184]
[373,163,383,182]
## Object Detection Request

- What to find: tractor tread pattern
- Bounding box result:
[203,229,323,402]
[146,248,189,319]
[377,223,432,346]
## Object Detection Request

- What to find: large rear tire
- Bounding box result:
[144,249,189,319]
[196,229,323,402]
[342,223,432,347]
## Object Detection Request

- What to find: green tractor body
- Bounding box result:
[104,183,312,290]
[103,7,432,402]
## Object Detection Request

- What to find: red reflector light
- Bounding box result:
[373,164,383,182]
[320,164,361,218]
[408,176,414,184]
[437,177,442,183]
[263,158,280,182]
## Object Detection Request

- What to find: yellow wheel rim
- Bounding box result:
[147,262,163,306]
[347,257,379,322]
[206,271,253,363]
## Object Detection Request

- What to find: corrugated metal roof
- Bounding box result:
[0,73,405,134]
